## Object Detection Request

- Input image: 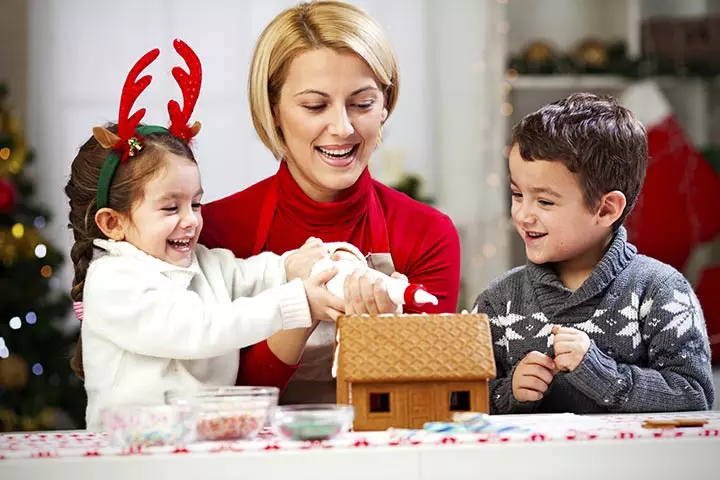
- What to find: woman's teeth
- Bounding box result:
[316,145,356,158]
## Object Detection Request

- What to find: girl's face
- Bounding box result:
[274,47,388,202]
[120,153,203,267]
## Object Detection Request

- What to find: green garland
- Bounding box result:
[508,41,720,78]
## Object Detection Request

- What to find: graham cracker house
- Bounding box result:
[335,313,496,431]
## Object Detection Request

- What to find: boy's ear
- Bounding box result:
[596,191,627,227]
[95,208,127,241]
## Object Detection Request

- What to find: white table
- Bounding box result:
[2,412,719,480]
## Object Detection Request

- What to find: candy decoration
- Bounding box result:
[196,413,262,441]
[423,412,530,435]
[278,421,344,441]
[100,405,193,449]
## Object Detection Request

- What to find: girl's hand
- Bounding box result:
[285,237,327,281]
[302,267,345,322]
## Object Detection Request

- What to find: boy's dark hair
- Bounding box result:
[511,92,648,229]
[64,123,195,380]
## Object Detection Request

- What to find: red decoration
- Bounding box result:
[695,266,720,364]
[116,48,160,161]
[626,116,720,270]
[0,178,16,213]
[167,39,202,142]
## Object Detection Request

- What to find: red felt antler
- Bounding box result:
[117,48,160,155]
[93,48,159,157]
[168,39,202,141]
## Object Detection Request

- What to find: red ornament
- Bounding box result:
[0,178,16,213]
[626,116,720,270]
[621,82,720,271]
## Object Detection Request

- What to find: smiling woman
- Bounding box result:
[274,48,388,201]
[199,0,461,405]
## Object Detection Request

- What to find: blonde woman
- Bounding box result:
[200,1,460,404]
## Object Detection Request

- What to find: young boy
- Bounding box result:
[474,93,714,414]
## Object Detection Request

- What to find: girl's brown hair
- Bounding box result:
[64,124,196,379]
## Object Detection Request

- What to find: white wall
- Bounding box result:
[27,0,438,292]
[0,0,28,127]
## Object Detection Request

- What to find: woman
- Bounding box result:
[200,0,461,404]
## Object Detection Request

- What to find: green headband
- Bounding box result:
[96,125,170,209]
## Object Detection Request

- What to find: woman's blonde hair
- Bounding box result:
[249,0,400,159]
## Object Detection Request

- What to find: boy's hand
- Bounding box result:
[552,326,590,372]
[512,351,556,402]
[302,267,345,322]
[285,237,328,281]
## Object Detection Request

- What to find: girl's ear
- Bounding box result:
[94,208,127,241]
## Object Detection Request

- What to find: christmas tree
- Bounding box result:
[0,84,86,431]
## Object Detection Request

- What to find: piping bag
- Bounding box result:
[311,242,438,309]
[317,242,438,380]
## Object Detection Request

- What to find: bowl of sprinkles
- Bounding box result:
[165,386,279,441]
[100,404,195,448]
[272,404,354,441]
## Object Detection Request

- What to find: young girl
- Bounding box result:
[65,40,343,430]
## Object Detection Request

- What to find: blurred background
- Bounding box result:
[0,0,719,430]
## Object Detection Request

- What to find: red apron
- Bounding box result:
[252,175,395,274]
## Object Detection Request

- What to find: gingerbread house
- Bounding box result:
[335,313,496,431]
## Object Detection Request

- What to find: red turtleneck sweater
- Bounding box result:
[199,162,460,391]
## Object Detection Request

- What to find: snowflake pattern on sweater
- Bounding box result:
[473,228,714,415]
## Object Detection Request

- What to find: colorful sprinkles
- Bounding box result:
[196,413,263,441]
[278,420,344,441]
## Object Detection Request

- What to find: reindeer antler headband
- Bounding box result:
[94,39,202,209]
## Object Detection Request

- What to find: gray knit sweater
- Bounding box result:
[473,227,715,414]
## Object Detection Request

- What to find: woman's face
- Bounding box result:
[275,47,388,202]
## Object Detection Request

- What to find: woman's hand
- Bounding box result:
[284,237,328,281]
[343,271,407,315]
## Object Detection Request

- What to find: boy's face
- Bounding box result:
[121,154,204,268]
[508,144,607,267]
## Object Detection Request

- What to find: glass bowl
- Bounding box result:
[165,386,279,441]
[99,404,195,448]
[272,404,354,441]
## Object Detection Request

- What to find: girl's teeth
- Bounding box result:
[169,239,190,247]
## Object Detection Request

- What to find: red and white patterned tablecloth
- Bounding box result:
[1,411,719,460]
